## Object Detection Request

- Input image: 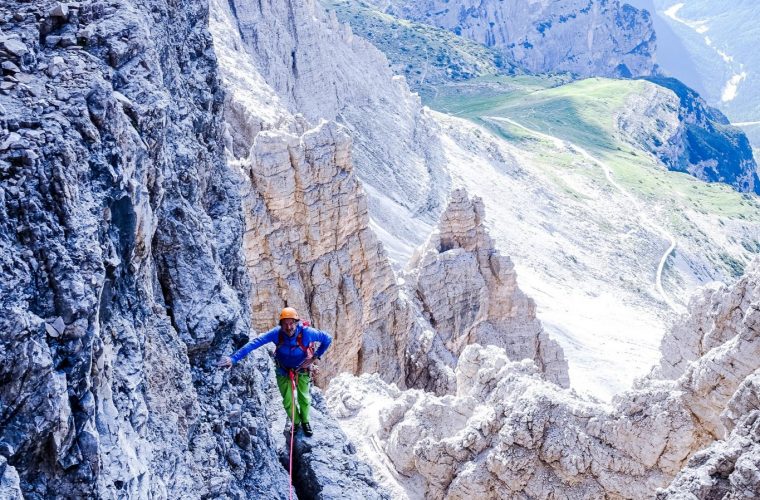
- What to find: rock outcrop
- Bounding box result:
[403,189,569,393]
[653,260,760,381]
[657,371,760,499]
[327,260,760,499]
[288,389,391,499]
[0,0,383,497]
[616,77,760,194]
[240,121,410,386]
[218,0,451,259]
[366,0,656,78]
[211,0,568,395]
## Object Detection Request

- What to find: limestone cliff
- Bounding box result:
[616,77,760,194]
[0,0,384,497]
[657,372,760,499]
[219,0,451,258]
[366,0,656,78]
[327,260,760,498]
[404,189,569,393]
[210,0,568,394]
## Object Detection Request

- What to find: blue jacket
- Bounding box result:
[230,323,332,375]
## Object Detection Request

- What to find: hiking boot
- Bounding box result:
[302,422,313,437]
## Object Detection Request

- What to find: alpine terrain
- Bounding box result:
[1,0,759,499]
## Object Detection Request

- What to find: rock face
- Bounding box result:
[240,121,410,387]
[220,0,451,259]
[0,0,381,498]
[211,0,568,395]
[403,189,569,393]
[654,260,760,381]
[366,0,656,78]
[616,77,760,194]
[210,0,412,388]
[288,389,391,499]
[326,260,760,499]
[658,373,760,499]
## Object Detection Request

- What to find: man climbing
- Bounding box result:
[217,307,332,437]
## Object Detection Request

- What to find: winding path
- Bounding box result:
[484,116,681,312]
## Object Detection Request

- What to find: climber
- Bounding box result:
[217,307,332,437]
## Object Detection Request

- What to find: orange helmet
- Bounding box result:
[279,307,299,322]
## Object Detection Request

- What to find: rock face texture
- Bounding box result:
[220,0,451,259]
[211,0,567,395]
[0,0,382,498]
[327,261,760,499]
[210,0,412,388]
[654,260,760,382]
[657,374,760,499]
[288,389,391,499]
[0,0,288,496]
[403,189,569,394]
[323,0,518,96]
[617,77,760,194]
[366,0,656,78]
[240,121,410,387]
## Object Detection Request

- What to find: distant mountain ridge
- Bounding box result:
[325,0,758,195]
[643,76,759,194]
[362,0,657,78]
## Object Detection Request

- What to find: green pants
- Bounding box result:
[276,371,311,425]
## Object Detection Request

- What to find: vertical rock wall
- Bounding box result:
[0,0,289,497]
[219,0,451,261]
[240,121,410,386]
[404,189,569,393]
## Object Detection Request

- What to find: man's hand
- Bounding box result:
[217,356,232,369]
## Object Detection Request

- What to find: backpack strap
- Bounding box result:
[276,325,315,356]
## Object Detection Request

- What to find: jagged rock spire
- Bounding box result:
[327,256,760,499]
[405,189,569,393]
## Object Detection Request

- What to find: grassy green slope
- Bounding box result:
[321,0,516,97]
[429,76,760,279]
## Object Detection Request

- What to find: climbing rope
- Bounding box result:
[288,369,297,500]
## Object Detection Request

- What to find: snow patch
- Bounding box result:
[721,71,747,103]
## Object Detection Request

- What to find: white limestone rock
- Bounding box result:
[404,189,569,393]
[654,259,760,381]
[214,0,451,260]
[240,120,410,386]
[0,457,22,500]
[327,261,760,498]
[367,0,656,78]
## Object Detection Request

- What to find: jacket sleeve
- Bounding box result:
[306,327,332,359]
[230,327,279,365]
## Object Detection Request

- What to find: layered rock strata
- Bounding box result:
[367,0,656,78]
[0,0,379,497]
[217,0,451,260]
[403,189,569,393]
[327,261,760,498]
[240,121,410,387]
[210,0,568,394]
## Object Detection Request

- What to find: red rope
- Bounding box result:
[288,369,297,500]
